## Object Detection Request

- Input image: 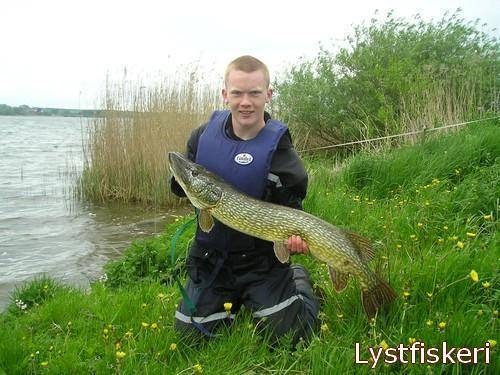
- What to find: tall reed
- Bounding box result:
[79,68,220,206]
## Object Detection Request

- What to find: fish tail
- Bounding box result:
[361,276,396,318]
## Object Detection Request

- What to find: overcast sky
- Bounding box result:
[0,0,498,109]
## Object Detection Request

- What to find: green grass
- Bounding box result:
[1,122,498,374]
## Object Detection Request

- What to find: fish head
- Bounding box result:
[168,152,222,209]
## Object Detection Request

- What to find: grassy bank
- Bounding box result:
[1,121,498,374]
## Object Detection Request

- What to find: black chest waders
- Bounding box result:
[169,214,219,338]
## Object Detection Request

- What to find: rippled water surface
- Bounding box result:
[0,116,183,310]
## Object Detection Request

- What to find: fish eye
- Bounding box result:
[191,170,198,177]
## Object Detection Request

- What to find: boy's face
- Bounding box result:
[222,69,273,131]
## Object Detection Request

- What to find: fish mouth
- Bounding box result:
[168,152,191,188]
[168,151,215,209]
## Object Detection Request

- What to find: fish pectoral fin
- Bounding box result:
[344,230,375,262]
[198,209,214,233]
[273,240,290,263]
[328,266,349,292]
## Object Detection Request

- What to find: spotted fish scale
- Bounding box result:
[214,187,377,290]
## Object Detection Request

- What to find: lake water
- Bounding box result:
[0,116,184,311]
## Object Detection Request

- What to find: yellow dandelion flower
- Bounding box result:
[466,232,476,238]
[379,340,389,350]
[438,322,446,330]
[456,241,464,249]
[426,320,434,327]
[482,281,491,289]
[403,291,411,298]
[169,343,177,351]
[141,322,150,328]
[470,270,479,282]
[151,323,158,330]
[487,339,497,348]
[40,361,49,367]
[483,214,492,221]
[417,222,424,228]
[408,337,416,345]
[193,363,203,374]
[223,302,232,312]
[103,328,109,335]
[320,323,329,332]
[115,351,126,360]
[396,244,402,249]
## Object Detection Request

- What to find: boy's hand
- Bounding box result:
[286,235,309,254]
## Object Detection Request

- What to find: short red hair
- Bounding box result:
[224,55,270,88]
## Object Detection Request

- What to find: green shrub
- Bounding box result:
[274,10,499,150]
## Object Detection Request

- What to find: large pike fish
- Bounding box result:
[168,152,396,318]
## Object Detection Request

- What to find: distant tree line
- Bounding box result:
[0,104,104,117]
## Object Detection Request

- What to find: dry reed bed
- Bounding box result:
[80,71,220,206]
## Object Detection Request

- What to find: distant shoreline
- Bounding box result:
[0,104,102,118]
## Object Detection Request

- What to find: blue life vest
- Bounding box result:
[195,110,287,252]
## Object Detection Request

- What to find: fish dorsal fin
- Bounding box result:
[328,266,349,292]
[198,209,214,233]
[273,240,290,263]
[344,230,375,262]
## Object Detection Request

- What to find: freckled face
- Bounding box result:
[222,69,272,134]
